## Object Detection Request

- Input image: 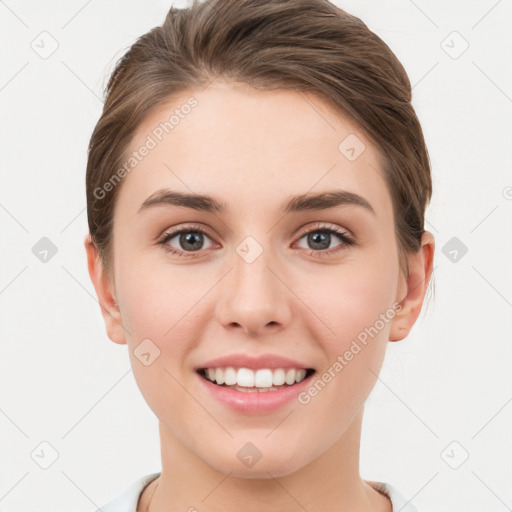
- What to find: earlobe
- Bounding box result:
[84,234,127,345]
[389,231,435,342]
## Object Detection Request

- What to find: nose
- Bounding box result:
[215,241,292,336]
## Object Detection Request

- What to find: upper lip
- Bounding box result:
[196,354,314,370]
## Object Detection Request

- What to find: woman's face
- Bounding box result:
[91,80,418,477]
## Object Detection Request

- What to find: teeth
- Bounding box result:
[295,368,306,382]
[202,367,310,388]
[272,368,285,386]
[255,369,273,387]
[215,368,225,385]
[285,369,296,385]
[295,369,307,383]
[224,367,237,385]
[237,368,254,387]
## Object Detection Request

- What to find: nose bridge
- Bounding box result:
[216,234,291,333]
[231,235,280,303]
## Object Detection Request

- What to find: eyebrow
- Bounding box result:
[137,189,376,216]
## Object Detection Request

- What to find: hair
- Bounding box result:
[86,0,433,299]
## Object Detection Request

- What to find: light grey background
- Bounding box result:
[1,1,511,510]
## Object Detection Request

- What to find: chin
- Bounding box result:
[204,448,305,479]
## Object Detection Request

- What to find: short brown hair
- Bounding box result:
[86,0,432,284]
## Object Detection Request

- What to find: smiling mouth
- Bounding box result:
[197,367,316,392]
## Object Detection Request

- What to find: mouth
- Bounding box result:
[197,367,316,393]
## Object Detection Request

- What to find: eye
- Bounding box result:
[158,224,216,258]
[157,222,355,259]
[294,223,355,257]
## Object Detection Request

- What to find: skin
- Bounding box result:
[85,79,434,512]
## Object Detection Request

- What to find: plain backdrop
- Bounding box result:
[1,1,511,511]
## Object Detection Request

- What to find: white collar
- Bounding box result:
[95,473,419,512]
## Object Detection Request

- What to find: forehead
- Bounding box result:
[115,80,393,223]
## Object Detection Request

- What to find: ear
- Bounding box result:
[84,234,127,345]
[389,230,435,342]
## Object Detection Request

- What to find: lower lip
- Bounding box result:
[197,371,314,414]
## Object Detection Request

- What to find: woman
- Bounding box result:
[85,0,435,510]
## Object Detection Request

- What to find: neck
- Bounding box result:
[141,409,392,512]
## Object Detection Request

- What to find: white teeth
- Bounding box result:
[224,367,237,386]
[237,368,254,387]
[203,367,310,388]
[272,368,285,386]
[255,369,273,387]
[295,369,307,383]
[215,368,225,385]
[285,369,296,385]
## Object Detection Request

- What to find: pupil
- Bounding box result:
[309,232,330,250]
[180,232,203,251]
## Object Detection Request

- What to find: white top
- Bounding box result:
[94,472,419,512]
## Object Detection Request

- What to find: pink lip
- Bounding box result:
[196,353,313,370]
[196,370,315,414]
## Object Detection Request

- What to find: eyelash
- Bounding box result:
[157,223,355,259]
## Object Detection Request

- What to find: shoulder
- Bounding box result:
[91,472,161,512]
[367,480,420,512]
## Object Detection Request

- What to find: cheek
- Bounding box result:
[119,267,210,420]
[299,255,398,421]
[308,257,398,349]
[117,259,212,342]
